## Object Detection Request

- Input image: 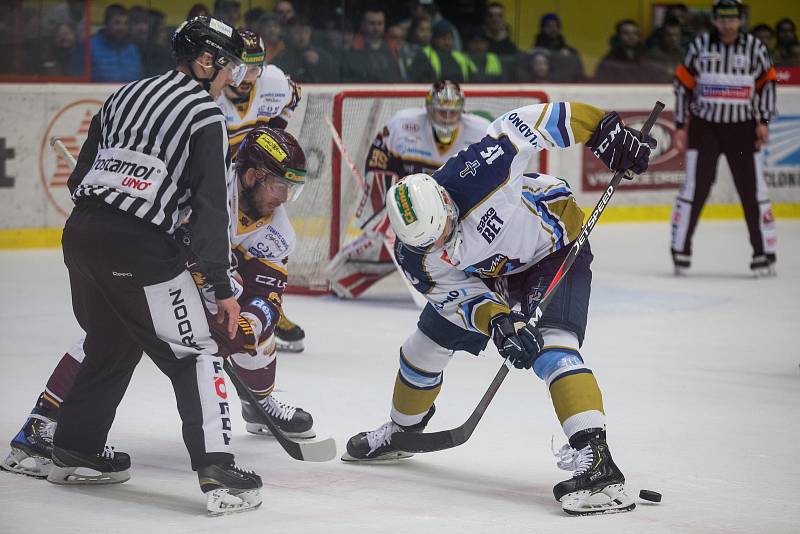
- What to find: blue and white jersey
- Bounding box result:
[395,101,604,336]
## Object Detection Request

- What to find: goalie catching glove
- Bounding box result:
[490,312,544,369]
[587,112,656,175]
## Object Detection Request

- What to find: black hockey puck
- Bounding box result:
[639,489,662,502]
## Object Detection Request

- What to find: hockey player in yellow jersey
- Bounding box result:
[218,29,305,352]
[327,80,490,299]
[342,101,656,516]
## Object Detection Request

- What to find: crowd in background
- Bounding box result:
[0,0,799,83]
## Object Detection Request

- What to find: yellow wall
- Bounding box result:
[497,0,800,77]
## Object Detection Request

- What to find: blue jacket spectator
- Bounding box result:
[91,4,141,82]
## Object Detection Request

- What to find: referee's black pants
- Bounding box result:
[54,202,234,470]
[670,116,777,263]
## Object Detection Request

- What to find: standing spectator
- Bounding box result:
[90,4,141,82]
[257,13,285,62]
[213,0,240,29]
[273,0,295,23]
[275,15,336,82]
[774,18,800,66]
[671,0,778,276]
[483,2,517,58]
[646,16,686,80]
[406,0,462,51]
[40,21,85,76]
[129,7,173,77]
[346,7,403,82]
[399,15,431,74]
[532,13,584,82]
[516,49,552,83]
[594,20,666,83]
[751,24,774,53]
[44,0,86,42]
[408,20,470,82]
[465,29,504,82]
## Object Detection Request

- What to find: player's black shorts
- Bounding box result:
[418,242,593,355]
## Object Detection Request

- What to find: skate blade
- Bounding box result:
[561,484,636,516]
[245,423,316,439]
[1,448,52,478]
[752,266,776,278]
[275,340,304,353]
[46,464,130,485]
[340,450,414,462]
[206,488,262,516]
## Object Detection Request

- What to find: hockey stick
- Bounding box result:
[223,361,337,462]
[49,138,337,462]
[325,116,427,308]
[394,101,665,454]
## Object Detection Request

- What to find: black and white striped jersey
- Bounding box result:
[69,69,234,298]
[674,31,777,125]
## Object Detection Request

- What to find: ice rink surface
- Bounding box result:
[0,220,798,533]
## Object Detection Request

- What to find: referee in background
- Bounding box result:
[670,0,778,277]
[48,17,262,514]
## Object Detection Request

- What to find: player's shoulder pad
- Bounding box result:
[259,65,291,89]
[461,112,492,130]
[387,108,427,130]
[433,134,518,218]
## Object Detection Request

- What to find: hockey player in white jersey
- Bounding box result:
[2,128,315,490]
[218,29,306,352]
[342,101,656,516]
[328,80,490,299]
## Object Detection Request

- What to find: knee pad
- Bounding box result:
[533,328,584,383]
[400,328,453,375]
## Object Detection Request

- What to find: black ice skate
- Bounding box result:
[1,409,56,478]
[47,445,131,485]
[552,428,635,516]
[241,394,315,438]
[198,462,262,515]
[750,254,776,277]
[672,251,691,276]
[342,406,435,462]
[275,312,305,352]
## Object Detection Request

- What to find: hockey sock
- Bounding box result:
[230,340,277,399]
[43,345,85,407]
[534,347,606,438]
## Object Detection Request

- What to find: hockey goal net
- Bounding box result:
[285,88,549,294]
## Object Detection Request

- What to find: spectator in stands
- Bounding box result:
[516,49,552,83]
[275,15,336,83]
[408,20,471,83]
[774,18,800,67]
[257,13,285,62]
[484,2,517,58]
[40,21,85,76]
[646,16,685,80]
[398,15,431,75]
[129,7,173,77]
[465,29,504,82]
[646,3,691,49]
[406,0,462,51]
[532,13,584,82]
[243,8,265,30]
[186,4,210,20]
[213,0,240,29]
[594,19,666,83]
[44,0,86,42]
[90,4,141,82]
[751,24,774,53]
[346,7,403,82]
[273,1,295,23]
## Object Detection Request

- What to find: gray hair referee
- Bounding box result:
[670,0,778,277]
[47,16,263,515]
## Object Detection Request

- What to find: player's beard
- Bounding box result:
[240,188,275,220]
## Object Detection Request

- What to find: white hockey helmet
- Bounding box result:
[386,173,459,252]
[425,80,464,144]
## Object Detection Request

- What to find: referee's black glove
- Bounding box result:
[490,312,544,370]
[587,112,657,176]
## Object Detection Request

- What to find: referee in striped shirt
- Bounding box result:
[670,0,778,276]
[50,17,262,504]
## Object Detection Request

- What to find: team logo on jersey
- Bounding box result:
[39,99,104,218]
[256,133,287,161]
[394,183,417,224]
[459,160,481,178]
[476,207,504,243]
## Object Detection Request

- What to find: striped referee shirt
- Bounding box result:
[674,30,777,125]
[68,69,234,297]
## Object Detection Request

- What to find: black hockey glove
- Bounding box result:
[587,112,657,176]
[490,312,544,370]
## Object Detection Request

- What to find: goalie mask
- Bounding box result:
[425,80,464,144]
[387,173,459,253]
[236,127,306,212]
